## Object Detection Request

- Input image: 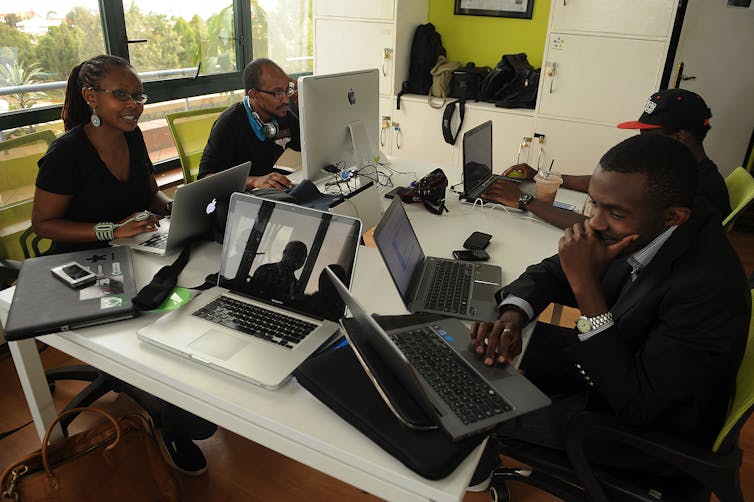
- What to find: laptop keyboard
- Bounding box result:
[192,296,317,350]
[425,261,473,314]
[390,326,512,425]
[141,233,168,249]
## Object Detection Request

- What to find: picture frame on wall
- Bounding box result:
[454,0,534,19]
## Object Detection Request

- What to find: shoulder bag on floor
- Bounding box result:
[0,407,181,502]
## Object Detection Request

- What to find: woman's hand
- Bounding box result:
[114,211,160,238]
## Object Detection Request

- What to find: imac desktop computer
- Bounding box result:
[297,69,380,182]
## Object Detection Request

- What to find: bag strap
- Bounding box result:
[132,242,194,311]
[42,407,121,477]
[441,100,465,145]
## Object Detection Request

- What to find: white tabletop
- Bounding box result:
[1,157,585,502]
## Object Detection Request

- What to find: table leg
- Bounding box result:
[9,339,63,441]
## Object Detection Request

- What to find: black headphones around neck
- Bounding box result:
[243,95,279,139]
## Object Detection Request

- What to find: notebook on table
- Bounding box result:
[325,267,550,441]
[4,246,137,341]
[373,197,502,322]
[460,121,531,205]
[137,193,363,389]
[111,161,250,255]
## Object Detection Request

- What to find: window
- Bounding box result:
[0,0,312,170]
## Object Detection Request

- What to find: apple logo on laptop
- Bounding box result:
[347,88,356,105]
[205,198,217,215]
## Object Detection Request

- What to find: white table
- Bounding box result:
[1,157,585,502]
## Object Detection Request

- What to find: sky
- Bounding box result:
[0,1,233,21]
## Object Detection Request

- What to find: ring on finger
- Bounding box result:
[503,328,512,335]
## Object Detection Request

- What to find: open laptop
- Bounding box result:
[4,246,137,341]
[137,193,363,389]
[373,197,502,322]
[111,162,250,255]
[460,121,530,205]
[326,267,550,441]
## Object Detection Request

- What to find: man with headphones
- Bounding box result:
[199,58,300,190]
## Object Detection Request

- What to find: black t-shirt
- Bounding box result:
[697,158,731,219]
[36,125,155,253]
[197,101,301,179]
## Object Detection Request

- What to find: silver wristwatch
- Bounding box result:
[518,192,534,210]
[576,312,613,334]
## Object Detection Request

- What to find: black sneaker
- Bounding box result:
[159,431,208,476]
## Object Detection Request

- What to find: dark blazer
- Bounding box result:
[500,200,750,447]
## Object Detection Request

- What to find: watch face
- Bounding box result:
[576,317,592,333]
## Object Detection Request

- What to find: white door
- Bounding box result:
[538,33,667,125]
[550,0,676,37]
[670,2,754,175]
[315,19,394,95]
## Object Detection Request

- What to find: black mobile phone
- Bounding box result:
[384,186,406,199]
[463,231,492,250]
[452,249,490,262]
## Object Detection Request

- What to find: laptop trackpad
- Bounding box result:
[472,281,498,301]
[189,330,247,361]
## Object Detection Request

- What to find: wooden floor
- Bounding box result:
[2,228,753,501]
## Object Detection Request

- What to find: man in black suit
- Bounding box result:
[468,134,750,492]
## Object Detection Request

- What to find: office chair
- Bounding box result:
[19,226,50,259]
[723,167,754,232]
[0,130,56,261]
[165,106,226,184]
[488,289,754,502]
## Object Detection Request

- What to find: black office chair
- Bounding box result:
[488,290,754,502]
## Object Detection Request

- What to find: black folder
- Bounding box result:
[294,314,485,480]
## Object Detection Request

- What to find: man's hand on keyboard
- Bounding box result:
[470,309,526,366]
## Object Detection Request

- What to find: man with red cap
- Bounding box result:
[484,89,731,229]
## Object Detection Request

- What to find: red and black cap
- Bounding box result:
[617,89,711,131]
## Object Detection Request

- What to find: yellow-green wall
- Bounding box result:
[427,0,551,69]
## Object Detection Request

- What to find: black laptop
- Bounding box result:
[326,267,551,441]
[461,121,528,203]
[4,246,137,341]
[373,197,502,322]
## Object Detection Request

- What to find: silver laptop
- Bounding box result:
[326,267,550,441]
[373,197,502,321]
[137,193,363,389]
[461,121,530,205]
[111,162,250,255]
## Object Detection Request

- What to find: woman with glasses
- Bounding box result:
[31,56,217,476]
[32,54,171,254]
[198,57,301,190]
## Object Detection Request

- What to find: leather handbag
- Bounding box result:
[0,407,181,502]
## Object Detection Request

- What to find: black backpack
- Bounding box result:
[479,53,539,109]
[397,23,445,109]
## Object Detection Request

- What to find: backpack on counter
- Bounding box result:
[451,63,491,102]
[479,53,538,107]
[397,23,446,109]
[428,56,461,109]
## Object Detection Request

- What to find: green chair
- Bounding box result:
[723,166,754,231]
[165,106,226,184]
[0,130,56,261]
[490,289,754,502]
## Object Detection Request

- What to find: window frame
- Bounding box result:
[0,0,253,156]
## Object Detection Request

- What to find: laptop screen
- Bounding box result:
[219,193,362,321]
[373,198,425,301]
[462,120,493,194]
